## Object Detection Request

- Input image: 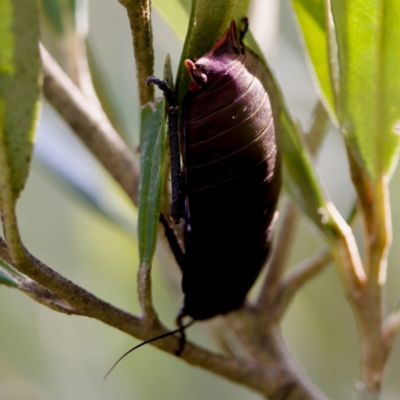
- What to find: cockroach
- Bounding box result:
[105,20,281,376]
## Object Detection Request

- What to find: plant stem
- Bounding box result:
[357,178,392,397]
[137,261,158,320]
[346,147,393,396]
[118,0,154,105]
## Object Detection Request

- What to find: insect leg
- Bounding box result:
[175,310,188,356]
[159,213,186,272]
[146,76,185,223]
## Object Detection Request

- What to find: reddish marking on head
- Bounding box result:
[185,59,207,92]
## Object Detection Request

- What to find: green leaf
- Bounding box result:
[175,0,251,103]
[0,0,15,75]
[0,0,40,201]
[291,0,338,124]
[138,98,166,264]
[331,0,400,178]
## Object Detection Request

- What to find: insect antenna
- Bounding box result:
[104,319,195,380]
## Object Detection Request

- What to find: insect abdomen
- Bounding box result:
[181,22,281,320]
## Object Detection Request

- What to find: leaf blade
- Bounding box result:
[332,0,400,178]
[0,0,40,201]
[138,99,166,264]
[291,0,338,123]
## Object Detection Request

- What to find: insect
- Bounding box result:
[149,19,281,326]
[106,20,281,375]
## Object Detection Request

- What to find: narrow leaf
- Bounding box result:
[138,98,166,264]
[291,0,338,124]
[331,0,400,178]
[0,0,40,201]
[0,256,22,276]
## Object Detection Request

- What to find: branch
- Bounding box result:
[0,172,325,398]
[40,44,140,206]
[0,234,325,398]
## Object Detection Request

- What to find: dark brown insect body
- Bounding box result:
[179,21,281,320]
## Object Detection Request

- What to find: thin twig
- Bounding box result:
[382,310,400,350]
[40,44,140,206]
[257,200,298,309]
[137,261,158,320]
[272,203,358,319]
[118,0,154,105]
[326,202,366,290]
[275,250,331,318]
[303,100,329,155]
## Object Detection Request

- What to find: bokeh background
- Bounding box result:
[0,0,399,399]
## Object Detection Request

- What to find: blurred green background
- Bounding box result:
[0,0,400,399]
